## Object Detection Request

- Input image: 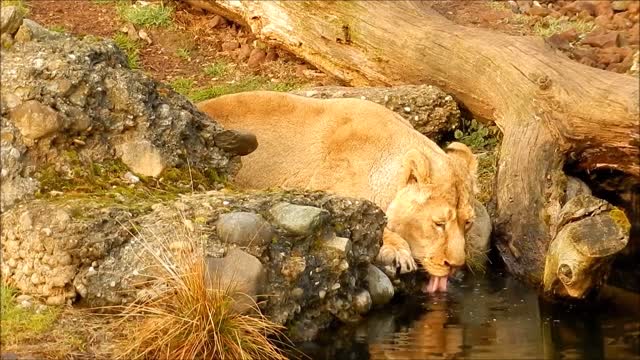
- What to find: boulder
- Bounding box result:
[291,85,461,142]
[0,189,387,342]
[0,18,242,211]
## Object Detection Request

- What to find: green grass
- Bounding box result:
[169,77,195,96]
[188,77,299,102]
[532,17,595,37]
[117,2,174,28]
[49,24,67,33]
[203,60,229,78]
[176,47,191,60]
[0,0,29,15]
[1,284,60,346]
[113,33,141,69]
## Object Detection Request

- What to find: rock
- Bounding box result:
[16,294,33,302]
[628,50,640,76]
[291,85,461,142]
[247,48,267,68]
[205,248,265,313]
[46,295,66,306]
[117,140,166,177]
[1,32,14,48]
[323,235,352,255]
[562,1,596,16]
[236,43,252,61]
[213,129,258,156]
[209,15,228,28]
[367,264,394,307]
[597,47,631,65]
[352,289,372,314]
[269,202,329,236]
[9,100,62,140]
[612,1,630,12]
[215,212,274,246]
[0,6,23,36]
[123,171,140,184]
[14,19,59,43]
[465,200,492,270]
[629,1,640,14]
[221,40,239,52]
[594,1,614,17]
[566,176,591,200]
[581,31,620,48]
[528,6,551,16]
[627,24,640,45]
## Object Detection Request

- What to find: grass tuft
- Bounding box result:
[113,33,142,69]
[533,17,595,38]
[0,0,29,15]
[109,222,290,360]
[117,2,174,28]
[176,47,191,60]
[0,284,60,346]
[188,76,300,102]
[203,60,230,78]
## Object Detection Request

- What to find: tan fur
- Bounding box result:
[198,91,477,277]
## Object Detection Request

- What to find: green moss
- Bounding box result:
[610,208,631,234]
[1,284,60,346]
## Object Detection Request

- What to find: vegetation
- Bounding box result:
[0,284,60,346]
[110,225,289,360]
[48,24,67,33]
[533,17,594,37]
[176,47,191,60]
[116,1,174,28]
[113,33,141,69]
[170,75,300,102]
[204,60,230,78]
[0,0,29,15]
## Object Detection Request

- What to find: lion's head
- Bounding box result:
[385,142,478,281]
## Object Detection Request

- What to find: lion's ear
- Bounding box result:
[401,149,431,186]
[445,142,477,176]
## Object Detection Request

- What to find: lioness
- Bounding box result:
[198,91,477,293]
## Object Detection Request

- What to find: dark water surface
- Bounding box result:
[296,271,640,360]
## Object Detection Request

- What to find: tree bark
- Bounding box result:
[183,0,639,289]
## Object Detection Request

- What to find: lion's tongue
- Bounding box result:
[425,275,448,293]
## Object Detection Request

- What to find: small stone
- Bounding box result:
[318,290,326,299]
[205,249,265,313]
[581,32,620,48]
[331,283,341,291]
[528,6,551,16]
[222,40,239,52]
[216,212,274,247]
[10,100,63,140]
[0,6,23,36]
[110,281,117,287]
[30,273,40,285]
[353,289,372,314]
[16,294,33,302]
[42,227,52,236]
[1,32,13,48]
[46,295,65,306]
[116,140,166,177]
[19,299,32,309]
[237,44,252,61]
[367,264,394,307]
[19,211,32,230]
[247,48,267,68]
[209,15,228,28]
[123,171,140,184]
[269,202,329,236]
[403,106,411,113]
[291,287,304,298]
[323,235,352,255]
[612,1,630,12]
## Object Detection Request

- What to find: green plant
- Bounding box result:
[49,24,67,33]
[113,33,141,69]
[533,17,595,37]
[176,47,191,60]
[1,284,60,346]
[110,224,290,360]
[169,77,195,96]
[187,76,299,102]
[453,118,499,151]
[1,0,29,15]
[117,2,174,28]
[203,60,229,78]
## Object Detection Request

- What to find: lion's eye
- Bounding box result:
[434,221,446,229]
[465,219,474,228]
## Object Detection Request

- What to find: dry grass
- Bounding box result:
[108,220,290,360]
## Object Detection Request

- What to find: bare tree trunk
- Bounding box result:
[183,0,639,290]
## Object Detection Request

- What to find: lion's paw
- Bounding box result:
[377,244,417,274]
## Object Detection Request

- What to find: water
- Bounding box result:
[297,271,640,360]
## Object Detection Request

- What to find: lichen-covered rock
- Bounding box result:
[215,211,274,246]
[0,18,241,211]
[1,189,386,342]
[292,85,461,142]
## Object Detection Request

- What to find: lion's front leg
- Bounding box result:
[377,227,417,274]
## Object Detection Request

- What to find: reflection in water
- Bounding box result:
[299,271,640,360]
